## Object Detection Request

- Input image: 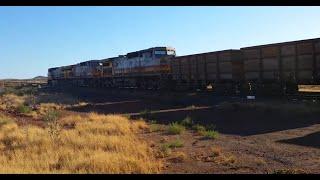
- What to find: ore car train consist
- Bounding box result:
[48,38,320,95]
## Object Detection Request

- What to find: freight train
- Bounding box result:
[48,37,320,95]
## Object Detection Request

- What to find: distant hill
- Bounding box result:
[0,76,47,81]
[32,76,47,80]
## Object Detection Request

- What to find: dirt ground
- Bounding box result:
[6,86,320,174]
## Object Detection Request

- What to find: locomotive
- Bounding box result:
[48,47,176,90]
[48,37,320,95]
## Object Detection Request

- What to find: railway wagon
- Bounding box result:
[170,50,244,94]
[241,38,320,95]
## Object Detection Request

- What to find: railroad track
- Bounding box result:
[285,92,320,100]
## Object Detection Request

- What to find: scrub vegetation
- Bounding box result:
[0,112,161,173]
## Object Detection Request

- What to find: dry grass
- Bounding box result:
[205,146,237,166]
[299,85,320,92]
[36,103,64,117]
[0,92,66,119]
[0,112,161,174]
[215,154,237,166]
[254,157,267,166]
[272,168,307,174]
[211,146,222,157]
[149,124,162,132]
[0,94,25,111]
[157,144,172,158]
[132,119,150,132]
[169,152,187,163]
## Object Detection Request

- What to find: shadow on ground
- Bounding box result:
[49,87,320,137]
[69,99,320,137]
[133,108,320,136]
[277,131,320,149]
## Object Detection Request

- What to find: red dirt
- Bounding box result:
[3,87,320,174]
[0,109,45,128]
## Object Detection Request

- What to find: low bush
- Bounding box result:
[16,104,32,114]
[167,122,185,135]
[222,155,237,165]
[0,94,25,111]
[202,130,219,139]
[211,146,222,157]
[157,144,172,158]
[37,103,63,116]
[165,138,184,148]
[0,114,13,127]
[180,116,193,127]
[133,119,149,131]
[149,124,161,132]
[43,109,61,123]
[192,124,206,133]
[0,113,161,173]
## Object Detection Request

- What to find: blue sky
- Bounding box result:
[1,6,320,79]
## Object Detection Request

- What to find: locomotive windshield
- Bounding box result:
[167,50,176,56]
[154,49,176,57]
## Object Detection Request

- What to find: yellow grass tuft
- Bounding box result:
[169,152,187,163]
[38,103,63,113]
[211,146,222,157]
[132,119,150,131]
[0,113,161,173]
[0,94,25,111]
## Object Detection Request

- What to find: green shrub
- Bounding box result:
[192,124,206,132]
[180,116,193,127]
[158,144,172,158]
[2,87,19,96]
[202,130,219,139]
[192,124,219,139]
[167,122,185,135]
[207,124,216,131]
[17,104,32,114]
[149,124,161,132]
[43,109,61,123]
[165,138,184,148]
[1,86,38,97]
[43,109,62,140]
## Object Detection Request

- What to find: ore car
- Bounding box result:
[241,38,320,95]
[170,50,244,94]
